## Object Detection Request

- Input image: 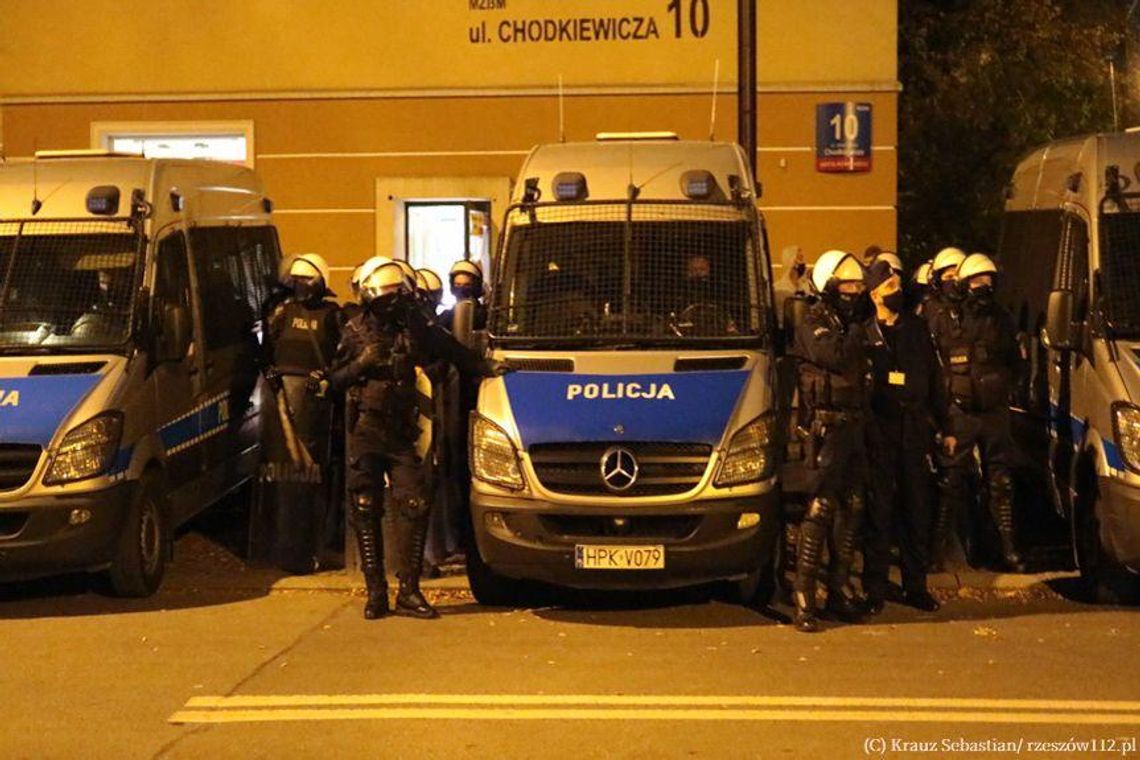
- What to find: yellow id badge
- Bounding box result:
[888,371,907,386]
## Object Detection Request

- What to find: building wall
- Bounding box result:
[0,0,898,292]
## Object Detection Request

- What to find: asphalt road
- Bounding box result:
[1,534,1137,760]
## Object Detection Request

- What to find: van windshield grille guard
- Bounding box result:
[0,218,145,352]
[489,200,771,346]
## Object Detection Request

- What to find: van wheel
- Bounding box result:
[733,523,783,608]
[107,475,167,598]
[1074,469,1136,604]
[466,546,519,607]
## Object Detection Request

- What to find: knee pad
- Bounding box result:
[805,497,834,524]
[846,492,866,518]
[393,496,430,521]
[350,491,381,521]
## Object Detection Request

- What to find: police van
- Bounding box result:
[1000,131,1140,601]
[0,152,280,595]
[466,133,781,605]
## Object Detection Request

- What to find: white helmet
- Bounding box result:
[957,252,998,283]
[354,256,391,292]
[449,259,483,283]
[360,261,412,303]
[415,268,443,294]
[914,260,933,286]
[932,247,967,280]
[874,251,904,276]
[288,253,330,286]
[811,249,864,294]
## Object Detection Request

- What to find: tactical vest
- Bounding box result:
[935,306,1009,412]
[796,306,866,413]
[269,300,340,375]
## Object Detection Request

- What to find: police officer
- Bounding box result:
[792,249,872,633]
[415,268,445,313]
[439,259,488,332]
[924,247,967,327]
[328,260,505,620]
[861,261,952,613]
[911,259,934,316]
[929,253,1025,572]
[262,253,342,573]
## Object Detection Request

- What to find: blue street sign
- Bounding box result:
[816,102,873,173]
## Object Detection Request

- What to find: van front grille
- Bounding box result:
[538,514,701,540]
[0,445,42,492]
[528,442,711,497]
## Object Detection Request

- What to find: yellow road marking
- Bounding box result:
[169,707,1140,726]
[184,693,1140,713]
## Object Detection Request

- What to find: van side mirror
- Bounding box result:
[160,304,191,362]
[1044,289,1076,350]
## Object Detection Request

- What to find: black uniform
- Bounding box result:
[928,292,1024,570]
[261,297,342,573]
[862,311,949,601]
[793,298,871,629]
[329,297,490,619]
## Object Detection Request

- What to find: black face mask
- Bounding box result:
[833,291,869,323]
[368,292,404,321]
[452,283,483,301]
[793,262,807,279]
[294,279,322,303]
[967,284,995,310]
[881,291,906,314]
[941,278,965,302]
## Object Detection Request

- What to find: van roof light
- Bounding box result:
[86,185,120,216]
[680,170,717,200]
[595,131,679,142]
[552,172,588,202]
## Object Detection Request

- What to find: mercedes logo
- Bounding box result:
[600,446,639,492]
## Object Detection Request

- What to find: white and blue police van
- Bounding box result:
[0,152,280,596]
[466,133,781,605]
[1001,131,1140,602]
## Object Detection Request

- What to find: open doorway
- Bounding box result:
[405,201,492,310]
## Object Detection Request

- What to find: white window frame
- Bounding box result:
[90,120,255,167]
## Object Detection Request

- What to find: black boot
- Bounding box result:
[351,494,388,620]
[396,512,439,619]
[826,494,867,622]
[989,471,1026,572]
[792,498,832,633]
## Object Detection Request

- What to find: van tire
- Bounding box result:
[466,546,520,607]
[1074,462,1137,605]
[107,474,167,598]
[733,525,782,608]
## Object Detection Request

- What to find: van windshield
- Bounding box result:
[0,220,143,352]
[1099,212,1140,337]
[491,202,768,346]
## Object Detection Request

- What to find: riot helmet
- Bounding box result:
[957,253,999,310]
[288,253,330,303]
[449,259,484,300]
[415,268,445,309]
[811,249,867,322]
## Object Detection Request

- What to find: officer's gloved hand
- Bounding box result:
[306,369,330,398]
[264,367,284,392]
[481,359,513,377]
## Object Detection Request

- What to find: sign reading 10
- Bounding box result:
[829,112,861,143]
[667,0,710,39]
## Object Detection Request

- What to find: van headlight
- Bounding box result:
[1112,403,1140,473]
[715,414,776,487]
[44,414,124,485]
[471,415,525,491]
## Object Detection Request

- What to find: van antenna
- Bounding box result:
[709,59,720,141]
[31,140,42,216]
[558,74,566,143]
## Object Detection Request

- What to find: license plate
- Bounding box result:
[574,544,665,570]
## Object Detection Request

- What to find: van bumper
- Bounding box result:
[0,482,136,581]
[1100,476,1140,573]
[471,488,781,590]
